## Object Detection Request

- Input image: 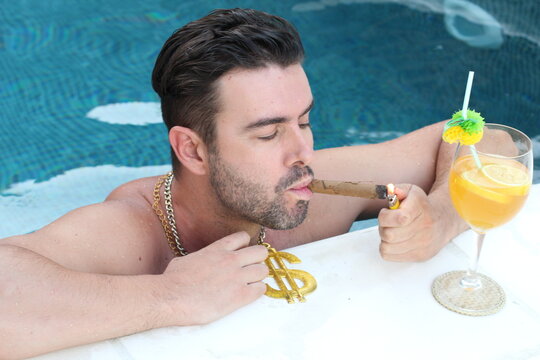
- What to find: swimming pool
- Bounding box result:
[1,0,539,238]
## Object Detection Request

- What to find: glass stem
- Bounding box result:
[460,231,485,290]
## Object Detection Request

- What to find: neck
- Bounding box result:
[169,171,263,252]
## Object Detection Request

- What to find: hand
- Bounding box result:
[159,232,269,325]
[377,184,448,262]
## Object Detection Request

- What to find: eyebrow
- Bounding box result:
[245,99,314,130]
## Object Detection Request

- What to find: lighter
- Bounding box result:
[386,184,400,210]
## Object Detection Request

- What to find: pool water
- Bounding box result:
[1,0,539,237]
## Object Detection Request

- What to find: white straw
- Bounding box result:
[462,71,474,120]
[470,146,482,169]
[460,71,482,168]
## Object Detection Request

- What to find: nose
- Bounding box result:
[284,124,314,168]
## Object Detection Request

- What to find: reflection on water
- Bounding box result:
[0,0,538,239]
[443,0,503,49]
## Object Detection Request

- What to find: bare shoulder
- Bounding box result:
[1,176,173,275]
[106,176,157,203]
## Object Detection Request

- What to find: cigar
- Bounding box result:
[308,179,388,200]
[309,179,401,210]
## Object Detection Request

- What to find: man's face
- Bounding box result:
[208,64,315,230]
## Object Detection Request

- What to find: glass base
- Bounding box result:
[432,270,505,316]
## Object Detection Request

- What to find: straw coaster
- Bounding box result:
[432,270,505,316]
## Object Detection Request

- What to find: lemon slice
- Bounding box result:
[460,169,507,203]
[481,164,529,186]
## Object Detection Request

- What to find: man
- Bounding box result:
[0,8,465,359]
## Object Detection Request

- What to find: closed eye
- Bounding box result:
[259,122,310,140]
[258,131,278,141]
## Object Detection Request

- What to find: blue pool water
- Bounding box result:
[1,0,539,237]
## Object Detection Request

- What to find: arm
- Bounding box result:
[377,124,527,261]
[0,201,267,359]
[0,244,165,358]
[277,121,466,259]
[377,135,467,261]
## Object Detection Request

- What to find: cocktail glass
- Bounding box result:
[432,123,533,316]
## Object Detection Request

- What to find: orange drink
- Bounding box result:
[449,154,530,232]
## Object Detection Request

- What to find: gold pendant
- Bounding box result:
[261,243,317,303]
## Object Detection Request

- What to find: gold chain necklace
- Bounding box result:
[152,173,316,303]
[152,172,186,256]
[152,172,266,257]
[163,172,189,256]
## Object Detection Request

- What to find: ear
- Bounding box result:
[169,126,209,175]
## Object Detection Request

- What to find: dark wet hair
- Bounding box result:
[151,8,305,172]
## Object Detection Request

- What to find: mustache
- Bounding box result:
[275,166,314,193]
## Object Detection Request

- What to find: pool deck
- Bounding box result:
[33,184,540,360]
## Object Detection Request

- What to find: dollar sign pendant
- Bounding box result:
[261,242,317,303]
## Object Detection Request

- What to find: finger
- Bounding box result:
[378,207,420,228]
[380,248,418,262]
[393,184,411,201]
[241,263,270,284]
[378,223,414,245]
[379,210,425,243]
[381,241,434,262]
[236,244,269,265]
[243,281,267,300]
[398,186,424,219]
[378,187,424,228]
[210,231,251,251]
[379,235,415,255]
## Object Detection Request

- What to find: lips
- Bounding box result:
[289,178,313,191]
[286,177,314,201]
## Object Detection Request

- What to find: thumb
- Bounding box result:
[393,184,412,201]
[210,231,251,251]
